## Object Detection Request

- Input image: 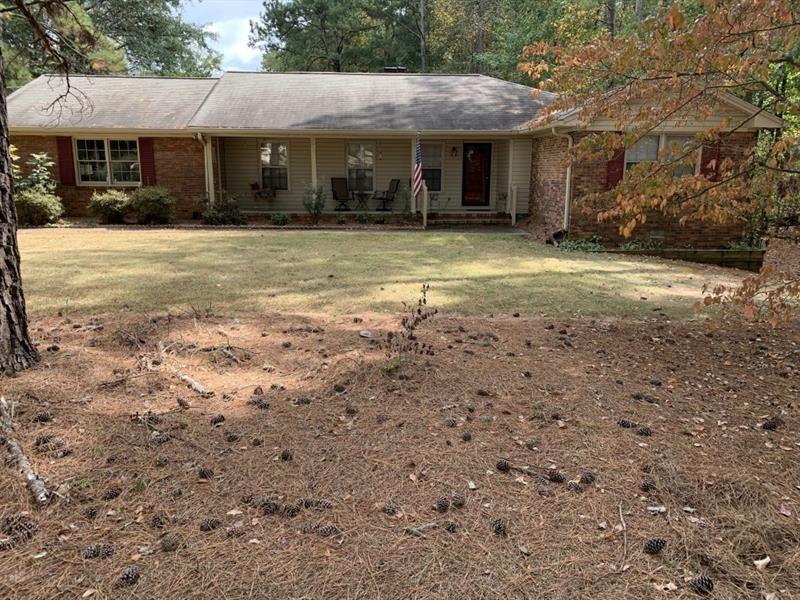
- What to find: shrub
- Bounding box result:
[15,188,63,226]
[356,212,369,224]
[619,238,663,251]
[559,236,605,252]
[201,192,246,225]
[88,190,131,224]
[302,186,326,225]
[271,212,289,226]
[130,187,176,224]
[21,153,57,194]
[337,215,347,225]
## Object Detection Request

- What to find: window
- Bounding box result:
[421,143,443,192]
[663,135,696,177]
[624,135,659,170]
[76,138,140,185]
[625,134,699,176]
[260,142,289,190]
[347,142,375,192]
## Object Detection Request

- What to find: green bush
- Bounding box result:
[201,192,246,225]
[88,190,131,224]
[302,186,326,225]
[15,188,63,226]
[619,238,663,251]
[356,212,369,224]
[130,186,176,224]
[337,215,347,225]
[271,212,289,226]
[21,153,57,194]
[559,236,605,252]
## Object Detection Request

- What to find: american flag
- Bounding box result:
[412,136,423,198]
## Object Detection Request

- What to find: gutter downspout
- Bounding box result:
[551,128,573,231]
[196,132,215,205]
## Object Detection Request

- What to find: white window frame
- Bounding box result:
[258,140,290,192]
[74,137,141,187]
[346,141,377,193]
[624,133,701,175]
[420,142,444,193]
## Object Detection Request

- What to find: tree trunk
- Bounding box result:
[605,0,617,38]
[419,0,426,73]
[0,45,39,374]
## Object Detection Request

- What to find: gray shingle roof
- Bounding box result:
[8,71,554,133]
[188,72,553,131]
[7,75,218,130]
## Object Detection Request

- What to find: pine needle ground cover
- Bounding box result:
[1,309,797,599]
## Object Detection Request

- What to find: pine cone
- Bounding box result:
[101,487,121,501]
[548,469,566,483]
[317,523,339,537]
[691,576,714,595]
[461,431,472,442]
[209,414,225,426]
[280,449,294,461]
[451,493,466,508]
[617,418,636,429]
[445,417,457,428]
[84,506,98,520]
[81,543,114,559]
[198,467,214,480]
[118,565,141,587]
[637,426,652,437]
[444,521,457,533]
[641,477,656,493]
[383,501,398,515]
[644,538,667,555]
[496,459,511,473]
[160,532,179,552]
[199,518,221,532]
[492,518,508,537]
[434,496,450,513]
[761,416,782,431]
[579,471,595,485]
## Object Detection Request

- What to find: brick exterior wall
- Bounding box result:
[565,131,757,248]
[528,135,570,237]
[11,135,205,219]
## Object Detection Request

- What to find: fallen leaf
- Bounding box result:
[753,556,770,570]
[82,591,96,599]
[779,505,792,517]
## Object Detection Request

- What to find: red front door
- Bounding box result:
[462,143,492,206]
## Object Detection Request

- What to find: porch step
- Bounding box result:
[427,212,511,227]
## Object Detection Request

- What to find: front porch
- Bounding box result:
[205,135,532,221]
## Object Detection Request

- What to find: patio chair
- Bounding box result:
[374,178,400,212]
[331,177,352,211]
[250,182,275,202]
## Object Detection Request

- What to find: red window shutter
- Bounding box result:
[605,148,625,190]
[700,142,721,181]
[56,136,76,186]
[138,137,156,185]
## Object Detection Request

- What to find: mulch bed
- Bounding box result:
[0,309,797,599]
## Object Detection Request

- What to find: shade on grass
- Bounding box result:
[18,229,741,318]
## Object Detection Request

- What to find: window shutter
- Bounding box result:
[56,136,76,186]
[605,148,625,190]
[138,137,156,185]
[700,142,721,181]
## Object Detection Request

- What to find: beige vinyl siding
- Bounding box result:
[588,102,753,132]
[219,135,532,213]
[511,138,532,213]
[222,137,312,212]
[494,141,509,212]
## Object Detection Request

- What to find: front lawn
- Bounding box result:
[17,228,742,318]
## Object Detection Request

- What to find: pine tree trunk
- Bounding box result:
[0,45,38,374]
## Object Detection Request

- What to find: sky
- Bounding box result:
[180,0,264,72]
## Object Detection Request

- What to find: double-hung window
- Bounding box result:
[346,142,375,192]
[76,138,140,185]
[625,134,699,176]
[260,142,289,190]
[421,143,443,192]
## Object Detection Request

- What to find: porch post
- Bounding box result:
[202,134,215,204]
[410,137,417,213]
[310,137,318,189]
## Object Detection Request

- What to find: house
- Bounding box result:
[8,71,783,246]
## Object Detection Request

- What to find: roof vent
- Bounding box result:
[383,66,408,73]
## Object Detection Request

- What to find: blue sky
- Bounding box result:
[180,0,264,72]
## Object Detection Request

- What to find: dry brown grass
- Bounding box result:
[1,308,798,599]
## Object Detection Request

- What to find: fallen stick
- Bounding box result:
[617,503,628,572]
[0,397,49,505]
[404,522,439,537]
[169,367,214,397]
